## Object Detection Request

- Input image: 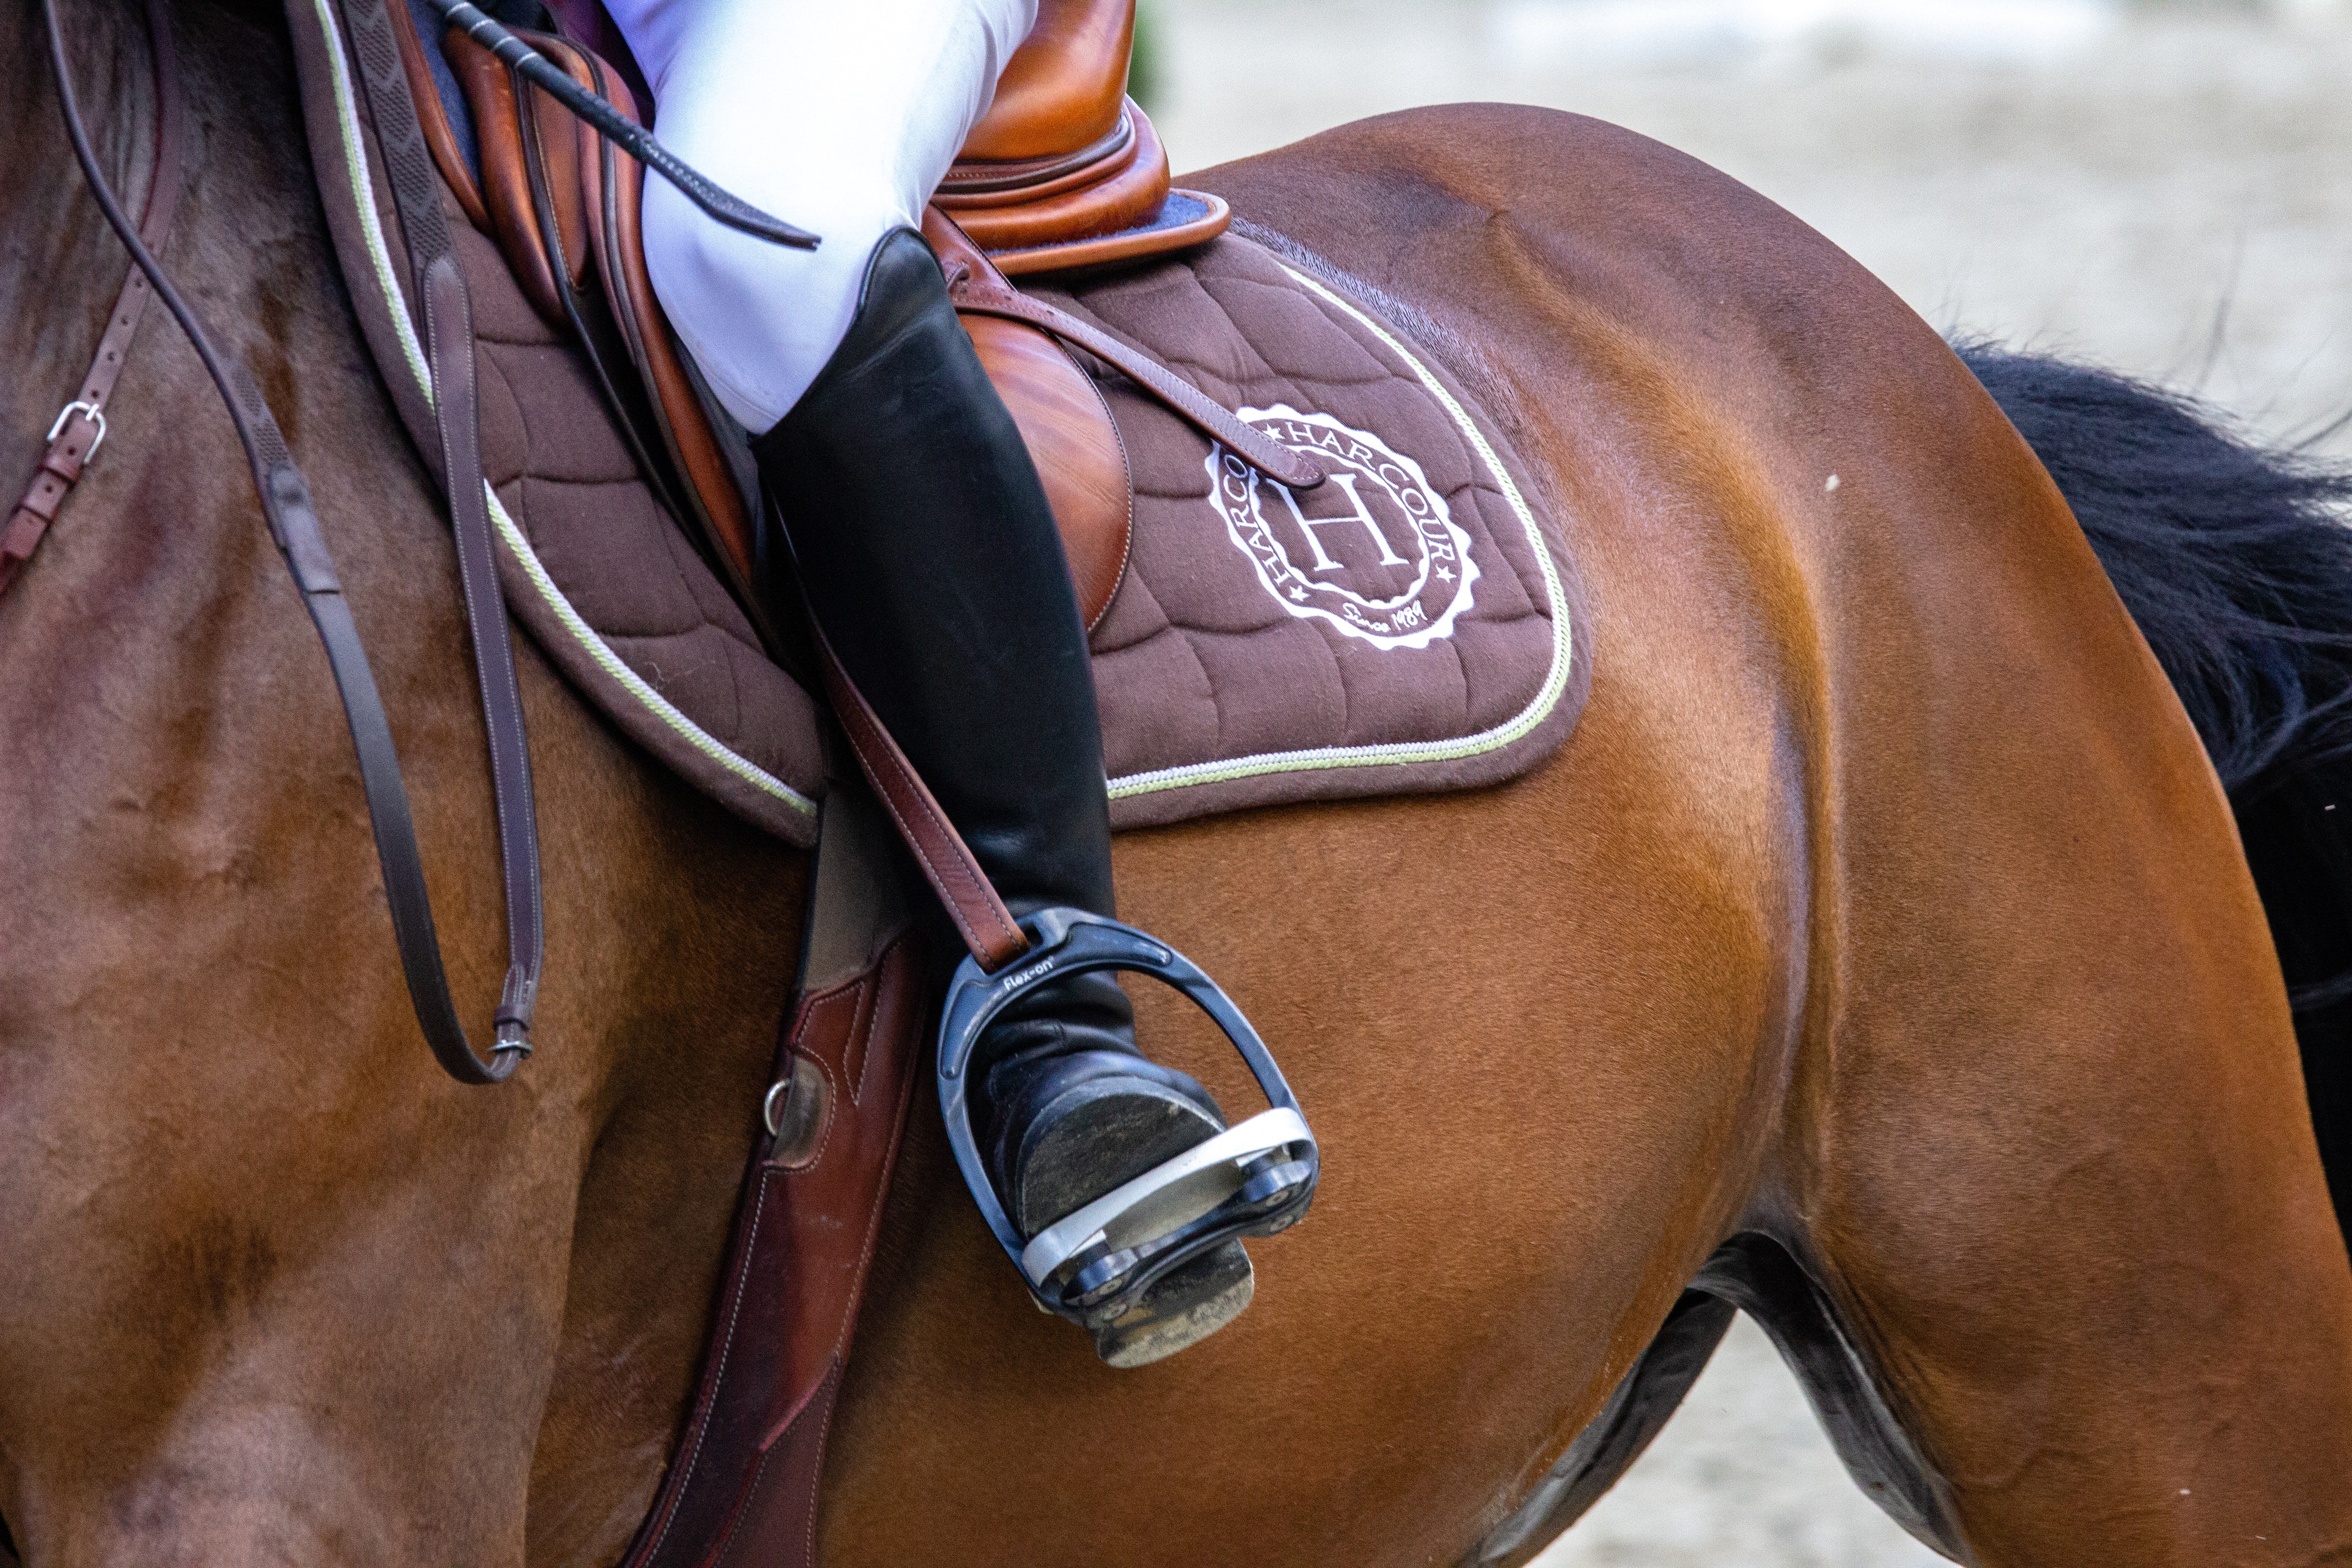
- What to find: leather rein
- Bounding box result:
[31,0,540,1083]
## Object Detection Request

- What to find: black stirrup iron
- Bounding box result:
[937,909,1320,1332]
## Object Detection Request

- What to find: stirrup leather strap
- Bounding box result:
[813,628,1030,971]
[945,273,1329,493]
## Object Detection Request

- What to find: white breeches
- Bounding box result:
[602,0,1039,432]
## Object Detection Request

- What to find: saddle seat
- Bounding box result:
[401,0,1234,639]
[939,0,1231,274]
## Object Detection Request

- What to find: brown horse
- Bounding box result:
[5,3,2350,1564]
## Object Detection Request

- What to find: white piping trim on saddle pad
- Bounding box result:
[308,0,817,821]
[309,6,1563,818]
[1105,265,1577,802]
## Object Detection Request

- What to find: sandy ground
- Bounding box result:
[1141,3,2352,1563]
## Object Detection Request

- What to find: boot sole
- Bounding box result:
[1093,1240,1255,1368]
[1016,1078,1260,1364]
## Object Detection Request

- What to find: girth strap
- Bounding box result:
[39,0,542,1084]
[2,0,184,600]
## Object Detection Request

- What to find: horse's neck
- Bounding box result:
[0,0,159,441]
[2,11,802,1563]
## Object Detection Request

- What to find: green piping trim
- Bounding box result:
[1105,265,1575,801]
[308,0,815,819]
[314,0,432,402]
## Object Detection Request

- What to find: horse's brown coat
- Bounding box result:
[3,6,2348,1566]
[2,6,798,1560]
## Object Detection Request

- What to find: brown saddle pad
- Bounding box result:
[1039,238,1588,826]
[302,12,1589,847]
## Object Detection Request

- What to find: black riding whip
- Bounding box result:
[417,0,821,252]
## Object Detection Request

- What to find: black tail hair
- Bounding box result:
[1957,341,2352,1234]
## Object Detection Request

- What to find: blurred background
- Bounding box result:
[1141,0,2352,461]
[1127,1,2352,1563]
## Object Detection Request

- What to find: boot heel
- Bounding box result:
[1093,1240,1255,1367]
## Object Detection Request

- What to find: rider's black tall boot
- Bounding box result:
[752,228,1254,1364]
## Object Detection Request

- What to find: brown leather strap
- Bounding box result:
[946,275,1328,492]
[39,0,545,1083]
[813,629,1029,972]
[422,252,546,1040]
[2,0,183,600]
[338,0,548,1074]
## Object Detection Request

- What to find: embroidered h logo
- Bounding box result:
[1277,473,1407,573]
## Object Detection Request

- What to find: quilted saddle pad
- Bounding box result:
[1043,233,1587,828]
[289,8,1588,846]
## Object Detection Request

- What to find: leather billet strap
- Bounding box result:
[37,0,542,1084]
[1,0,183,600]
[946,274,1328,492]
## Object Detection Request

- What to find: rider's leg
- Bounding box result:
[607,0,1255,1362]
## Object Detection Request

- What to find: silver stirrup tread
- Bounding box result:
[936,908,1320,1333]
[1019,1107,1312,1289]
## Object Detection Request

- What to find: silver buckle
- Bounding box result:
[46,400,107,461]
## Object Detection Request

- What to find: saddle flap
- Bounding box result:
[442,21,768,621]
[441,20,584,326]
[926,208,1132,630]
[565,42,768,608]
